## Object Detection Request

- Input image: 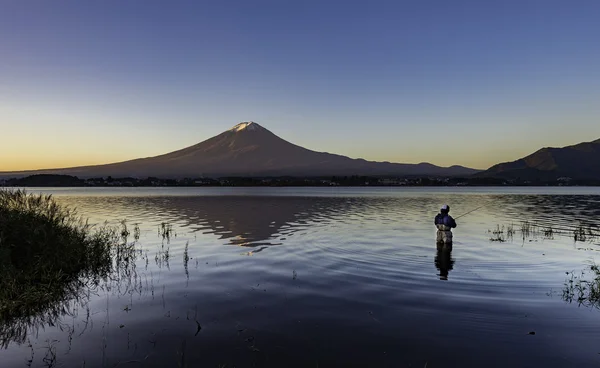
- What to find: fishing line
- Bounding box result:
[454,205,485,219]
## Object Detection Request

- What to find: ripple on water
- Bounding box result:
[3,188,599,368]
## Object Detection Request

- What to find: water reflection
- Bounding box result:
[0,236,140,348]
[435,243,454,280]
[490,194,600,233]
[70,195,411,248]
[66,193,600,250]
[3,190,600,367]
[157,196,338,247]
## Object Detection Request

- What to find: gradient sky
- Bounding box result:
[2,0,600,171]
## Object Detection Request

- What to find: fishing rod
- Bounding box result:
[454,205,485,219]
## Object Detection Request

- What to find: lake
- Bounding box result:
[2,187,600,367]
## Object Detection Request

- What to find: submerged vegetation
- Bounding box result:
[0,189,134,346]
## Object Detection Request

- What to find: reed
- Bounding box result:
[0,189,129,335]
[488,221,599,243]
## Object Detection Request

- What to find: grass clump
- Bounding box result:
[0,189,125,328]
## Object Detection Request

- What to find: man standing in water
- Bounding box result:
[434,204,457,244]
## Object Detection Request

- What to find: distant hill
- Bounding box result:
[0,122,480,179]
[4,174,84,187]
[477,138,600,180]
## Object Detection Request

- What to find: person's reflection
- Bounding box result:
[435,243,454,280]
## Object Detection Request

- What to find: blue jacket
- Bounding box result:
[434,213,456,228]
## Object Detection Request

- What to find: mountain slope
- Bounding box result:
[1,122,480,178]
[477,138,600,180]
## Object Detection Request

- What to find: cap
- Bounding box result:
[441,204,450,211]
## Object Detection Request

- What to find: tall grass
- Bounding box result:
[0,189,130,344]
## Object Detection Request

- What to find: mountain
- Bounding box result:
[477,138,600,180]
[1,122,480,178]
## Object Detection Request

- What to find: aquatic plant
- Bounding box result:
[506,223,515,238]
[562,263,600,309]
[120,219,130,243]
[489,225,505,242]
[573,225,587,242]
[520,221,532,240]
[0,189,133,346]
[183,241,190,279]
[133,223,141,241]
[572,224,600,243]
[159,222,173,243]
[488,220,600,245]
[154,246,171,269]
[542,227,554,239]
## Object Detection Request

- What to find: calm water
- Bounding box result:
[2,187,600,367]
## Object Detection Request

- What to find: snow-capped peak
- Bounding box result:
[229,122,263,132]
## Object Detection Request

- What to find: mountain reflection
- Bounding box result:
[489,194,600,229]
[4,190,600,367]
[133,196,373,247]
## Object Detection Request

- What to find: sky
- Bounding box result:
[1,0,600,171]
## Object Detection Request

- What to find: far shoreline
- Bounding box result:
[1,174,599,188]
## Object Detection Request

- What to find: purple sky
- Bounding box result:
[2,0,599,170]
